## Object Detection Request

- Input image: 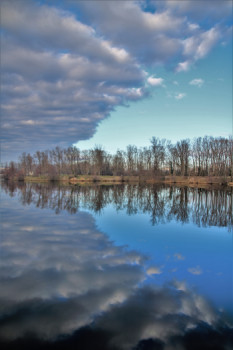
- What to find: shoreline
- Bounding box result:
[9,175,233,187]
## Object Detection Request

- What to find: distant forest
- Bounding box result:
[3,136,233,180]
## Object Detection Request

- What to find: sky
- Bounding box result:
[1,0,232,161]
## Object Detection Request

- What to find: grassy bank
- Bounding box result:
[22,175,233,186]
[23,175,139,184]
[158,176,232,186]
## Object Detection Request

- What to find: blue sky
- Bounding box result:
[1,0,232,160]
[76,42,232,152]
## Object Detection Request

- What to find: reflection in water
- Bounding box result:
[2,181,233,230]
[0,182,233,349]
[0,211,144,340]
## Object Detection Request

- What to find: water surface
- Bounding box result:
[0,182,233,349]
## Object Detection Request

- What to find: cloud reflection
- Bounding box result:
[0,204,145,341]
[0,186,233,349]
[188,266,203,275]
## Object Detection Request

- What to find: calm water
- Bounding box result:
[0,182,233,350]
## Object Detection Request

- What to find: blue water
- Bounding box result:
[91,205,233,315]
[0,183,232,349]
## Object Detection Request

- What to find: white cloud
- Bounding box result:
[76,1,184,65]
[176,60,191,72]
[1,0,231,160]
[147,76,164,87]
[162,0,232,21]
[189,78,204,87]
[195,27,220,60]
[177,27,221,72]
[175,93,186,100]
[1,1,148,160]
[188,22,200,31]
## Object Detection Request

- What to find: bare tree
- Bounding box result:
[176,139,190,176]
[150,137,165,175]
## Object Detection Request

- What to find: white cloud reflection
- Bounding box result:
[0,190,232,349]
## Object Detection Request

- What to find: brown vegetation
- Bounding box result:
[2,136,233,185]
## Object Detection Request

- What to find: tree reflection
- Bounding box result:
[1,182,232,230]
[167,187,189,224]
[1,182,233,349]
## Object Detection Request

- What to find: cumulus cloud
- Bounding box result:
[1,1,147,160]
[75,1,184,64]
[147,76,164,87]
[1,0,231,160]
[162,0,233,21]
[189,78,204,87]
[176,60,191,72]
[176,27,221,71]
[175,93,186,100]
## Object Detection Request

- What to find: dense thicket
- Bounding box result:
[2,136,233,180]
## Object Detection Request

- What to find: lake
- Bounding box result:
[0,182,233,350]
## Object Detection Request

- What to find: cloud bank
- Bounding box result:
[1,0,232,160]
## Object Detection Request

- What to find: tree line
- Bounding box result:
[2,136,233,180]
